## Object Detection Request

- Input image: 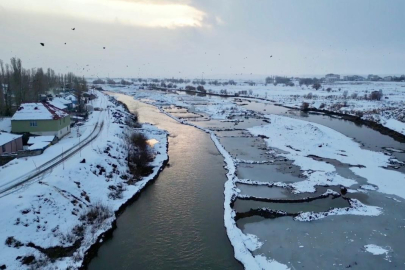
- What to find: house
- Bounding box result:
[325,74,340,83]
[27,135,56,152]
[11,103,71,139]
[343,75,365,81]
[368,74,381,81]
[65,95,78,105]
[48,97,74,111]
[0,132,23,155]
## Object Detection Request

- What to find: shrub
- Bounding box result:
[108,184,126,200]
[304,92,313,99]
[197,85,206,93]
[369,90,383,100]
[301,102,310,111]
[79,203,112,226]
[312,83,321,90]
[72,224,85,238]
[319,103,326,109]
[126,132,154,179]
[326,87,332,92]
[5,236,23,248]
[351,93,358,99]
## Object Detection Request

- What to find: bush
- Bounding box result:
[351,93,358,99]
[79,203,112,226]
[72,224,85,238]
[5,236,23,248]
[108,184,126,200]
[126,132,154,179]
[319,103,326,109]
[301,102,310,111]
[326,87,332,92]
[369,90,383,100]
[342,90,348,99]
[304,92,313,99]
[312,83,321,90]
[197,85,206,93]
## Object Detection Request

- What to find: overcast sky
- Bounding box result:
[0,0,404,79]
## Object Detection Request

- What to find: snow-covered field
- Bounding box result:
[99,80,405,136]
[0,91,168,269]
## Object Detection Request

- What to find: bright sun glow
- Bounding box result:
[1,0,206,28]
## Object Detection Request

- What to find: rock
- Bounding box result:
[80,159,86,163]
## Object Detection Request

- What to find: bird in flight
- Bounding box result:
[103,47,106,49]
[40,43,44,46]
[72,28,75,30]
[270,55,273,58]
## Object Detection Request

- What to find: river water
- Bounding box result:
[88,95,242,270]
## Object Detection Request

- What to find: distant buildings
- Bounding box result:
[367,74,382,81]
[325,74,341,83]
[11,103,71,139]
[343,75,365,81]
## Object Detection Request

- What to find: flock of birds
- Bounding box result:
[40,28,106,50]
[37,27,278,78]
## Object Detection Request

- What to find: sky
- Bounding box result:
[0,0,404,79]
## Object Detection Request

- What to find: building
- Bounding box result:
[0,132,23,155]
[343,75,365,81]
[49,98,74,111]
[325,74,341,83]
[368,74,381,81]
[384,76,392,81]
[11,103,71,139]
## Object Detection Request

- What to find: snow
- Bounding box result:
[27,136,55,145]
[0,132,22,146]
[27,142,50,150]
[382,118,405,136]
[248,115,405,199]
[0,117,12,132]
[48,98,71,110]
[295,199,382,222]
[364,244,390,256]
[11,103,68,121]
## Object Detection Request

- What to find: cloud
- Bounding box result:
[0,0,206,28]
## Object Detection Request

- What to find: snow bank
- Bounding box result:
[248,115,405,199]
[0,92,169,269]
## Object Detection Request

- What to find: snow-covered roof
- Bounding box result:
[0,132,22,146]
[28,135,55,145]
[11,103,69,121]
[28,142,50,150]
[65,95,77,101]
[49,97,73,110]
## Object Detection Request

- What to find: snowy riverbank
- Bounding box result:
[0,92,168,269]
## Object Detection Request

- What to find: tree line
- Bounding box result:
[0,57,87,116]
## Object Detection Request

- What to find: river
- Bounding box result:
[88,94,242,270]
